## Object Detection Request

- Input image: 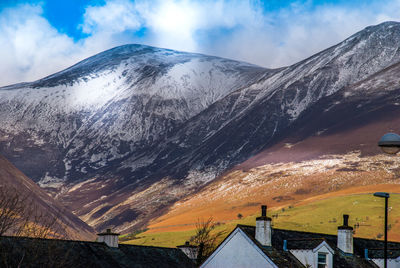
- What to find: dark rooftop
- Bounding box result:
[237,225,305,268]
[98,228,120,236]
[367,248,400,259]
[285,238,331,250]
[237,225,388,268]
[0,236,195,268]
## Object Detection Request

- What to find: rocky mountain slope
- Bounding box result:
[1,22,400,233]
[0,45,266,231]
[0,155,94,240]
[148,60,400,229]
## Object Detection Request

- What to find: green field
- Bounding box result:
[122,193,400,248]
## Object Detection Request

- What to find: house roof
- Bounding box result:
[0,236,195,268]
[284,238,330,250]
[236,225,305,267]
[236,225,383,268]
[367,248,400,259]
[98,229,120,236]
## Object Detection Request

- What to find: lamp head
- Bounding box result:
[374,192,390,198]
[378,133,400,154]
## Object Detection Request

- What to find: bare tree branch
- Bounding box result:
[191,217,226,265]
[0,184,72,267]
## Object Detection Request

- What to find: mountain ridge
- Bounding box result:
[1,21,400,233]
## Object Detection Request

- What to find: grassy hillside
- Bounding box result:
[142,152,400,234]
[122,192,400,247]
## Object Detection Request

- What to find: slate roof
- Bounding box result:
[367,248,400,259]
[0,236,195,268]
[284,238,329,250]
[269,226,400,259]
[237,225,385,268]
[235,225,305,268]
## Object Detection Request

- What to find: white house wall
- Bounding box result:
[97,235,119,248]
[290,249,314,267]
[179,247,198,261]
[290,244,333,268]
[314,242,334,268]
[372,258,399,268]
[201,229,276,268]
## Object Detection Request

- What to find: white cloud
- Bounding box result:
[0,5,79,86]
[82,0,141,34]
[131,0,267,52]
[195,1,400,67]
[2,0,400,86]
[0,2,140,87]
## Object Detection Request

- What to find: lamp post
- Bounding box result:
[375,132,400,268]
[373,192,390,268]
[378,133,400,154]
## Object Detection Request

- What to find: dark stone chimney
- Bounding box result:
[343,214,349,227]
[261,205,267,217]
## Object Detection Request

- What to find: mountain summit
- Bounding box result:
[0,44,266,186]
[1,22,400,232]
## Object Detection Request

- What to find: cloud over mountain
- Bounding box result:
[2,0,400,86]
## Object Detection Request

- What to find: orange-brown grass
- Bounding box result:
[124,191,400,247]
[146,152,400,233]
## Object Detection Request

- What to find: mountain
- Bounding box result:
[147,59,400,230]
[1,22,400,233]
[0,44,266,189]
[0,45,266,231]
[0,155,95,240]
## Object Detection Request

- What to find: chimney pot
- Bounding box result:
[343,214,349,226]
[261,205,267,217]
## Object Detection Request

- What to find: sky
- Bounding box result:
[0,0,400,86]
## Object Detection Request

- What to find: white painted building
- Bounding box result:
[368,249,400,268]
[199,205,400,268]
[97,228,120,248]
[289,240,334,268]
[177,241,199,262]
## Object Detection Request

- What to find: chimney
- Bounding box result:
[337,214,353,254]
[177,241,198,261]
[255,205,272,246]
[97,228,120,248]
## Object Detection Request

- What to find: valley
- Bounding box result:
[0,155,94,240]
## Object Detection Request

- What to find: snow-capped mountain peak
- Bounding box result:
[1,22,400,232]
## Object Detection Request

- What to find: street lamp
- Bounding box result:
[376,133,400,268]
[378,133,400,154]
[373,192,390,268]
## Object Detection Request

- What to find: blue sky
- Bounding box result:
[0,0,399,86]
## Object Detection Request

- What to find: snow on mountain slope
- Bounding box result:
[2,22,400,233]
[58,21,400,233]
[0,44,266,189]
[133,21,400,181]
[157,54,400,230]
